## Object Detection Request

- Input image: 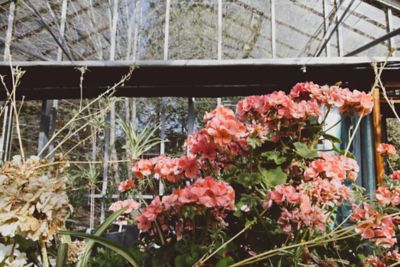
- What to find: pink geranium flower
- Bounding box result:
[118,179,134,192]
[109,199,141,213]
[377,143,397,157]
[391,170,400,180]
[178,155,199,179]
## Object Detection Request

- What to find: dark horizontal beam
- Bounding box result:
[345,27,400,56]
[0,58,400,100]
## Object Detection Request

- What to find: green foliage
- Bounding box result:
[260,166,287,187]
[215,256,235,267]
[88,247,126,267]
[119,118,161,161]
[261,151,287,165]
[235,172,262,187]
[293,142,318,159]
[61,208,127,267]
[59,232,139,267]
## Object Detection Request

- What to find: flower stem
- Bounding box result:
[40,238,49,267]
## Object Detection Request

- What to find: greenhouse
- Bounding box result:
[1,0,400,266]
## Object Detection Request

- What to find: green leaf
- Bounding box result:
[56,234,71,267]
[174,255,186,267]
[260,166,287,187]
[216,256,234,267]
[261,151,286,165]
[59,231,139,267]
[248,137,262,149]
[55,242,68,267]
[293,142,318,159]
[235,172,262,187]
[72,208,126,267]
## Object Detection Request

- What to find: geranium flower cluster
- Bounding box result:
[290,82,373,115]
[237,91,321,142]
[137,177,235,238]
[351,203,397,247]
[376,186,400,207]
[303,153,359,182]
[365,250,400,267]
[132,155,200,182]
[237,82,373,142]
[265,154,357,234]
[187,106,249,161]
[265,184,327,233]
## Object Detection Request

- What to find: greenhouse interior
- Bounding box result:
[1,0,400,266]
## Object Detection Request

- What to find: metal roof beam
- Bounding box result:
[345,27,400,56]
[373,0,400,12]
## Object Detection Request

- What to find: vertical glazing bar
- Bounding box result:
[160,0,170,195]
[187,98,195,135]
[38,101,51,157]
[322,0,330,57]
[386,8,394,51]
[164,0,171,61]
[101,111,111,222]
[334,0,343,56]
[1,2,16,162]
[0,106,13,162]
[110,0,119,60]
[4,1,15,61]
[217,0,222,60]
[159,98,166,195]
[57,0,68,61]
[132,0,141,61]
[270,0,276,58]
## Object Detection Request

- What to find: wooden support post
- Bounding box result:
[373,88,385,184]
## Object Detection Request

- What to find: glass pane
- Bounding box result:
[64,0,111,60]
[223,0,271,59]
[392,11,400,57]
[11,1,61,60]
[342,0,388,56]
[169,0,217,59]
[138,0,166,60]
[276,0,324,57]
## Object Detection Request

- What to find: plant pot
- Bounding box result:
[103,225,139,247]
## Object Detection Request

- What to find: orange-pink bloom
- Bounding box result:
[377,143,397,157]
[109,199,141,213]
[118,179,135,192]
[391,170,400,180]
